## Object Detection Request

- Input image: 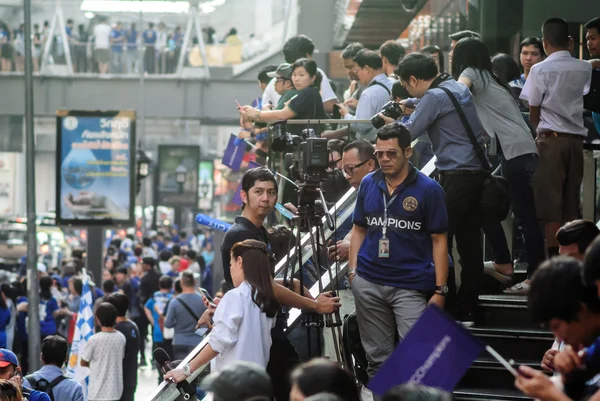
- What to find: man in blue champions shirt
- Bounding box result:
[348,123,449,381]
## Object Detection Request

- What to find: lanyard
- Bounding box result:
[381,192,398,238]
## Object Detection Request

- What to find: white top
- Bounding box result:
[158,260,172,275]
[82,330,126,401]
[262,66,337,108]
[93,23,111,49]
[520,50,592,136]
[208,281,275,373]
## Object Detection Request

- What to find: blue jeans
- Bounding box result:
[483,153,545,277]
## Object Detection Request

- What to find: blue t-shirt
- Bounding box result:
[39,297,59,337]
[143,29,156,45]
[16,296,27,341]
[145,291,173,343]
[353,166,448,290]
[127,28,137,49]
[0,306,10,348]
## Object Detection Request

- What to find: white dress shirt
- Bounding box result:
[262,66,337,108]
[520,50,592,136]
[208,281,275,373]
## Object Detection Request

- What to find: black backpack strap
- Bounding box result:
[368,80,391,96]
[176,298,200,321]
[24,375,38,390]
[47,375,68,401]
[436,86,491,171]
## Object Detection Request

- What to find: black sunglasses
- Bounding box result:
[343,159,370,176]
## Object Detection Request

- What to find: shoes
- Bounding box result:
[503,280,530,295]
[139,358,148,367]
[457,312,476,328]
[483,261,513,284]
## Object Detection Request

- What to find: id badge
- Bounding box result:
[378,238,390,258]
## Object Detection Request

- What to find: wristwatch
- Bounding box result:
[182,363,192,377]
[434,285,449,296]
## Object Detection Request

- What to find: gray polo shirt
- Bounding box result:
[460,68,537,161]
[404,78,486,171]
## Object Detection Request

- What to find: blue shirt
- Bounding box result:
[110,29,123,52]
[0,306,10,348]
[24,365,84,401]
[594,112,600,135]
[145,291,172,343]
[404,78,487,171]
[22,388,51,401]
[127,28,137,49]
[143,29,156,45]
[39,297,59,337]
[353,165,448,289]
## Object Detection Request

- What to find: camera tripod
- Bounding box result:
[282,183,348,369]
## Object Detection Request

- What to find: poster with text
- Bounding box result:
[56,110,135,226]
[157,145,200,207]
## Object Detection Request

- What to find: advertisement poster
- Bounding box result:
[157,145,200,207]
[0,153,16,215]
[56,110,135,226]
[198,160,214,211]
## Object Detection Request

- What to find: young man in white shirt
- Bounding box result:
[93,18,111,74]
[520,17,592,290]
[261,35,338,112]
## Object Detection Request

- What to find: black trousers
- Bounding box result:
[439,172,485,318]
[119,385,136,401]
[267,335,301,401]
[133,315,149,361]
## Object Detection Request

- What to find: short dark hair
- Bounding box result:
[519,37,544,55]
[258,65,278,85]
[383,384,452,401]
[181,271,195,288]
[379,40,406,67]
[241,167,278,195]
[171,244,181,256]
[267,225,295,264]
[291,359,360,401]
[395,53,438,82]
[186,249,197,259]
[392,80,411,101]
[41,335,68,367]
[585,17,600,33]
[283,35,315,64]
[491,53,521,85]
[584,236,600,285]
[542,17,570,48]
[377,124,412,150]
[159,275,173,290]
[174,279,182,294]
[96,302,118,327]
[353,49,383,70]
[142,257,156,267]
[160,250,172,262]
[291,58,323,88]
[102,279,115,293]
[142,237,152,247]
[69,277,83,295]
[556,220,600,254]
[341,42,364,60]
[327,139,346,157]
[107,292,129,317]
[343,140,377,164]
[115,266,128,276]
[420,45,445,73]
[529,257,600,326]
[449,30,480,41]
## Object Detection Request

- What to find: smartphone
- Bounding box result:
[235,100,242,110]
[275,203,296,220]
[195,327,209,337]
[199,287,215,305]
[332,104,341,119]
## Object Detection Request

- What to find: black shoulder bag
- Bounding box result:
[437,86,511,224]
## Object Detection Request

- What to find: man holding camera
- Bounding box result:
[322,50,393,142]
[378,53,487,324]
[348,123,449,381]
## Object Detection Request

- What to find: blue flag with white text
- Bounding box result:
[369,305,484,395]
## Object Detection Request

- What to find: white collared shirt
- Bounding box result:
[520,50,592,136]
[208,281,275,373]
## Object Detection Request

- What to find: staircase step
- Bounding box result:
[454,387,531,401]
[469,327,553,361]
[459,359,542,390]
[478,295,538,329]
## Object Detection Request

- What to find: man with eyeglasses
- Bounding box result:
[348,124,449,382]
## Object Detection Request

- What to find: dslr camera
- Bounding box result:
[371,101,403,129]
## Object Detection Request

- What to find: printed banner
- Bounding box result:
[157,145,200,208]
[221,134,246,172]
[56,110,135,226]
[369,305,484,395]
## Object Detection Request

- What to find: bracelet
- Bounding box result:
[348,269,356,276]
[255,110,261,121]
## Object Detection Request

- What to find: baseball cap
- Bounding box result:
[200,361,272,401]
[37,263,47,273]
[267,63,293,80]
[0,349,18,368]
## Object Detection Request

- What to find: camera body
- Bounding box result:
[371,101,403,129]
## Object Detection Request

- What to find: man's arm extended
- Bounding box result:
[348,224,367,283]
[272,280,340,314]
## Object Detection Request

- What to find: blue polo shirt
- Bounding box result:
[353,165,448,290]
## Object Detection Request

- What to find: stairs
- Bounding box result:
[454,272,554,400]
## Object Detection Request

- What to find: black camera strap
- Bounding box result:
[428,73,452,90]
[368,80,391,96]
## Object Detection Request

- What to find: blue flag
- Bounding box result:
[232,161,261,206]
[369,305,484,395]
[222,134,246,171]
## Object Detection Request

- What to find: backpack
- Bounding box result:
[24,375,67,401]
[342,311,369,386]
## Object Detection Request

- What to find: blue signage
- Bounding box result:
[56,110,136,226]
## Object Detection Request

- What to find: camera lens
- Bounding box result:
[371,114,385,129]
